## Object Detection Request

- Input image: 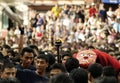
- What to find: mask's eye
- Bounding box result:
[77,53,84,58]
[89,54,93,57]
[80,53,84,57]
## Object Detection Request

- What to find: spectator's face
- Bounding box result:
[2,48,8,55]
[8,52,14,59]
[8,40,13,46]
[37,15,40,19]
[62,56,71,65]
[1,67,17,79]
[109,7,112,11]
[35,58,48,73]
[50,69,62,78]
[21,52,34,68]
[55,4,58,8]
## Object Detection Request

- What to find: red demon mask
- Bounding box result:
[74,50,97,68]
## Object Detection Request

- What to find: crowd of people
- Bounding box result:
[0,2,120,83]
[4,3,120,56]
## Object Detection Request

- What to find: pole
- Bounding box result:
[57,45,61,63]
[55,39,62,63]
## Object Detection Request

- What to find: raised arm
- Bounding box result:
[18,26,24,53]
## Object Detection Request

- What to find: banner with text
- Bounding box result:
[102,0,120,4]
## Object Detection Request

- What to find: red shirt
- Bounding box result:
[89,7,97,17]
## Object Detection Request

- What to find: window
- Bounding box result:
[2,12,8,29]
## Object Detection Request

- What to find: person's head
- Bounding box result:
[49,73,74,83]
[8,39,13,46]
[1,62,17,79]
[7,49,16,60]
[34,54,49,75]
[91,3,95,8]
[1,44,11,55]
[102,66,116,77]
[2,44,11,51]
[0,78,21,83]
[70,68,88,83]
[43,52,56,74]
[50,63,67,78]
[109,7,112,11]
[100,76,117,83]
[20,47,34,68]
[55,3,59,8]
[29,45,39,56]
[45,53,56,66]
[118,4,120,8]
[88,63,103,81]
[61,51,72,65]
[65,57,79,73]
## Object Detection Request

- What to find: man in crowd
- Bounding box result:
[0,62,17,79]
[0,45,11,63]
[49,63,67,78]
[15,47,35,70]
[16,54,49,83]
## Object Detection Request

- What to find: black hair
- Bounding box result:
[29,45,39,51]
[65,57,79,73]
[0,78,21,83]
[103,66,116,77]
[0,59,4,64]
[7,49,16,57]
[45,53,56,72]
[50,73,74,83]
[100,76,117,83]
[50,63,67,73]
[20,47,34,56]
[88,45,95,49]
[45,53,55,66]
[2,44,11,50]
[70,68,88,83]
[61,51,72,59]
[0,44,11,51]
[1,62,15,72]
[88,63,103,79]
[36,54,49,63]
[29,45,39,56]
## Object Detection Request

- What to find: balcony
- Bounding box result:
[27,0,86,11]
[28,0,85,5]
